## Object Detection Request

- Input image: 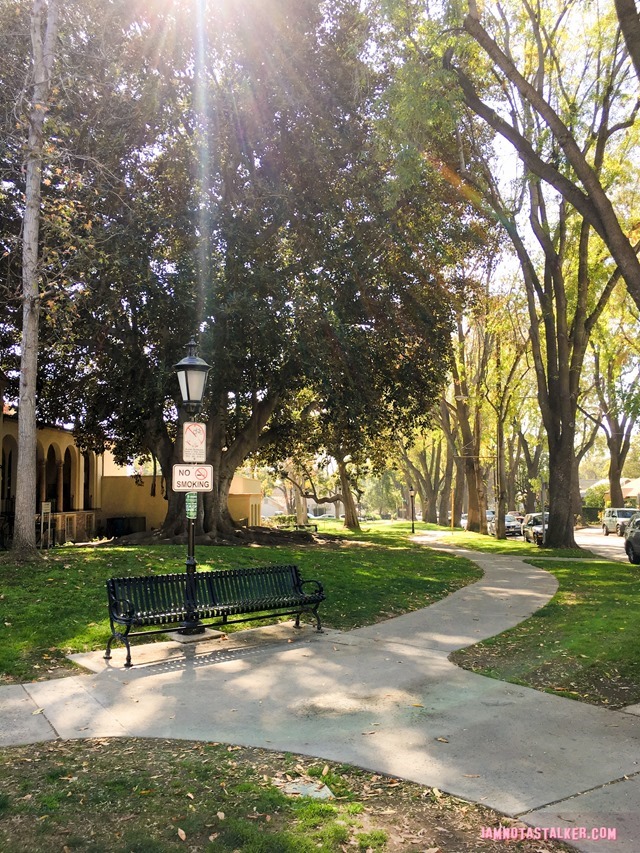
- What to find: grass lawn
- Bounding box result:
[0,522,595,853]
[451,556,640,708]
[0,521,480,684]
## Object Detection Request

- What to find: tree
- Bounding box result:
[29,0,462,540]
[459,2,640,315]
[615,0,640,82]
[589,300,640,505]
[378,0,639,546]
[12,0,59,555]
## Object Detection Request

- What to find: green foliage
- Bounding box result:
[584,483,608,508]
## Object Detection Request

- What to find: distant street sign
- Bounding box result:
[183,421,207,463]
[172,464,214,492]
[185,492,198,519]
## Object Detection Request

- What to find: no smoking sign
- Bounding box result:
[172,464,214,492]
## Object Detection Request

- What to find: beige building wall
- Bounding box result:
[0,404,263,539]
[100,473,263,530]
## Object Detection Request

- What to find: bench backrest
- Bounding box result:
[107,573,214,618]
[206,564,302,605]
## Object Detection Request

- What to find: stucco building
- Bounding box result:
[0,379,262,545]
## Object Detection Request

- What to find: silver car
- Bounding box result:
[488,514,521,537]
[602,507,637,536]
[522,512,549,545]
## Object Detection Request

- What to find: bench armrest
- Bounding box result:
[112,596,136,620]
[300,578,324,595]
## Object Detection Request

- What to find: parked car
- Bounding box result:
[522,512,549,545]
[602,507,638,536]
[520,512,536,535]
[623,512,640,563]
[488,514,521,537]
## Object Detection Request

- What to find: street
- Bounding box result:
[571,526,626,561]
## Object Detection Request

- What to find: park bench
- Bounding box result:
[104,564,325,667]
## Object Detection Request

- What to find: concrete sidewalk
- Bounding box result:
[1,540,640,851]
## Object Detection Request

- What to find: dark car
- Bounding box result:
[623,512,640,564]
[522,512,549,545]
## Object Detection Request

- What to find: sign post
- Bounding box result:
[173,448,213,633]
[40,502,52,549]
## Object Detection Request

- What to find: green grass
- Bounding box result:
[451,557,640,707]
[423,525,592,558]
[0,741,391,853]
[0,521,480,683]
[1,518,630,707]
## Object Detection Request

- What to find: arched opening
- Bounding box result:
[1,435,18,515]
[63,447,74,511]
[45,446,59,511]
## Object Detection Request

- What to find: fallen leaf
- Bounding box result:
[208,834,219,841]
[322,764,330,776]
[177,827,186,841]
[186,792,194,800]
[436,737,449,743]
[32,708,44,716]
[217,811,225,820]
[362,731,377,736]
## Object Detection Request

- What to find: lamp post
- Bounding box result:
[409,486,415,535]
[174,339,211,415]
[174,339,211,633]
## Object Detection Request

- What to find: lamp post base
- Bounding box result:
[178,623,206,635]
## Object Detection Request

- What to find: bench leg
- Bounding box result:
[104,626,133,667]
[294,608,323,632]
[312,605,323,632]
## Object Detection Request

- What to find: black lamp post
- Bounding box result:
[409,486,415,534]
[174,339,211,633]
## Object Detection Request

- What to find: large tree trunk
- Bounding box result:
[546,433,577,548]
[13,0,59,556]
[615,0,640,85]
[337,459,360,530]
[154,389,280,540]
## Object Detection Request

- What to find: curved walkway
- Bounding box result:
[2,539,640,851]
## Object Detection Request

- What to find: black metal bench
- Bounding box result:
[104,564,325,667]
